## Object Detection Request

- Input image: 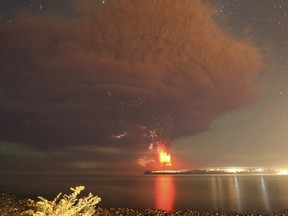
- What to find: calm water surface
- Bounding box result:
[1,174,288,213]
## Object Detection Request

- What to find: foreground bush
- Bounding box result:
[25,186,101,216]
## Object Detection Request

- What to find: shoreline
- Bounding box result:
[1,193,288,216]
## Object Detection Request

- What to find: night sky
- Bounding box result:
[0,0,287,175]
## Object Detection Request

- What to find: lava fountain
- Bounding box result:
[155,141,172,167]
[159,150,171,166]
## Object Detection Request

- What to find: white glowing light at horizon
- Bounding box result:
[276,169,288,175]
[225,168,245,173]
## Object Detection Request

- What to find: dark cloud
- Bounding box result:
[0,0,264,151]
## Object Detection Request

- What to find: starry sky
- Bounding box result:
[175,0,288,168]
[0,0,287,175]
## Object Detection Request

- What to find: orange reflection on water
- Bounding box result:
[155,175,175,211]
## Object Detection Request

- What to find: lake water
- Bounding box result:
[1,174,288,213]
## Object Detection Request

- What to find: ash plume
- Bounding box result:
[0,0,263,150]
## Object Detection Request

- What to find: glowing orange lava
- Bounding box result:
[159,151,171,166]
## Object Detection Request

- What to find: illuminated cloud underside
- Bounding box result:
[0,0,264,150]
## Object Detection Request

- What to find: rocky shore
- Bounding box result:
[1,193,288,216]
[93,208,288,216]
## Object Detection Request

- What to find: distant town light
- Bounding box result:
[225,168,244,173]
[276,169,288,175]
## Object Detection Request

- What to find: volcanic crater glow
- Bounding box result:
[159,151,171,166]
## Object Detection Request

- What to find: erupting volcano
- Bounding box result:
[152,140,172,168]
[157,145,172,167]
[159,151,171,166]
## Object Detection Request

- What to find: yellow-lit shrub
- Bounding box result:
[25,186,101,216]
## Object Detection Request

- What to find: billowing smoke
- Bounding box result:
[0,0,263,151]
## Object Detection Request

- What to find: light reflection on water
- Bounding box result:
[276,175,288,207]
[155,175,175,211]
[1,174,288,212]
[233,176,241,212]
[170,175,288,212]
[260,176,271,212]
[210,176,242,212]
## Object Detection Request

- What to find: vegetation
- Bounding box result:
[1,188,288,215]
[25,186,101,216]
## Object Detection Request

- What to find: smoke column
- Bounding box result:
[0,0,264,152]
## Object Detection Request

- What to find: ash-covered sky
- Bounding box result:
[0,0,287,174]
